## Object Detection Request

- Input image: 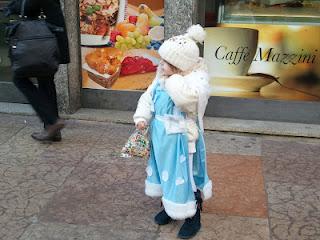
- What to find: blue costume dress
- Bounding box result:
[145,82,212,220]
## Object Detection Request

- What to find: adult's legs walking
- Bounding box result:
[13,75,57,125]
[13,74,64,141]
[38,75,59,122]
[36,75,63,141]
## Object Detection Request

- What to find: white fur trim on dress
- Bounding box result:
[188,141,196,154]
[162,197,196,220]
[202,180,213,200]
[134,118,147,126]
[133,80,158,124]
[145,180,162,197]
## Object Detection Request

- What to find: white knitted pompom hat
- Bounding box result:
[158,24,206,72]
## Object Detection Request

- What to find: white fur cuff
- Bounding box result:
[134,117,147,126]
[188,141,196,153]
[145,180,162,197]
[202,180,213,200]
[162,197,196,220]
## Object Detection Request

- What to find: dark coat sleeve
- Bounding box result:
[4,0,21,16]
[4,0,41,16]
[39,0,70,64]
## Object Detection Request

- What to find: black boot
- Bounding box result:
[31,119,64,142]
[154,209,172,225]
[31,130,62,142]
[177,190,202,239]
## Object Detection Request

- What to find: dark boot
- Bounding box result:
[31,130,62,142]
[31,119,65,142]
[52,131,62,142]
[46,119,65,137]
[177,190,202,239]
[154,209,172,225]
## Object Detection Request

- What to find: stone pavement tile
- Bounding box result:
[262,140,320,186]
[39,160,160,232]
[57,121,133,156]
[94,123,135,145]
[41,132,104,165]
[0,127,103,215]
[204,132,261,156]
[82,144,145,166]
[95,123,135,140]
[0,216,30,240]
[19,222,158,240]
[82,135,144,166]
[38,143,95,167]
[0,122,95,239]
[3,125,48,148]
[0,126,25,145]
[0,162,74,215]
[205,153,268,218]
[0,161,74,240]
[0,113,39,128]
[2,118,105,149]
[81,123,140,165]
[90,126,261,165]
[262,135,320,145]
[89,135,129,157]
[59,121,109,143]
[267,182,320,240]
[32,122,111,166]
[0,128,99,168]
[0,128,50,166]
[66,120,133,135]
[157,214,270,240]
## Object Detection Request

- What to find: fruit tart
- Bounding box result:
[84,47,123,88]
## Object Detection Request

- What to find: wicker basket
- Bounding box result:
[87,66,121,89]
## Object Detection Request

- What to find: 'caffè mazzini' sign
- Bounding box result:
[214,46,317,65]
[204,25,320,101]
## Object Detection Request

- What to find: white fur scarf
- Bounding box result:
[156,58,210,132]
[186,58,211,132]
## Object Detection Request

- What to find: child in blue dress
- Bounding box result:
[134,25,213,239]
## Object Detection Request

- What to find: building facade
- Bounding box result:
[0,0,319,124]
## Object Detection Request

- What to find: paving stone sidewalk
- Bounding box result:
[0,113,319,240]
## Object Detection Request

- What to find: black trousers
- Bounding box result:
[13,74,59,126]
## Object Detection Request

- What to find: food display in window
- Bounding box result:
[109,4,164,51]
[80,0,126,46]
[80,0,120,36]
[80,0,164,90]
[83,47,159,89]
[83,48,122,88]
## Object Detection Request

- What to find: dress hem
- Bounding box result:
[162,197,196,220]
[145,180,162,197]
[201,180,213,200]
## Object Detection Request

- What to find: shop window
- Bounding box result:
[80,0,164,92]
[204,0,320,101]
[218,0,320,24]
[0,1,11,83]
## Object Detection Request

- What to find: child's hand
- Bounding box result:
[136,121,147,131]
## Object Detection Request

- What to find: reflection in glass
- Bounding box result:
[220,0,320,24]
[0,1,12,82]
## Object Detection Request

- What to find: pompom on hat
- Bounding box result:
[158,24,206,72]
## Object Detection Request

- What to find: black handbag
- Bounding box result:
[6,0,60,77]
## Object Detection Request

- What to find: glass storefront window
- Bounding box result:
[80,0,164,92]
[219,0,320,24]
[204,0,320,102]
[0,1,12,83]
